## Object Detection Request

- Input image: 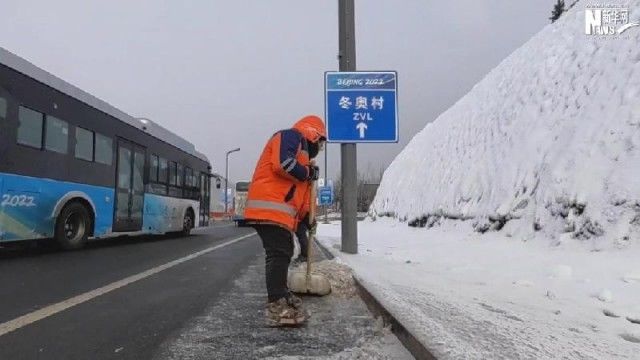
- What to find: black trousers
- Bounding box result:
[295,221,309,259]
[254,224,293,303]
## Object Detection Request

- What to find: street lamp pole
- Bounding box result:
[224,148,241,215]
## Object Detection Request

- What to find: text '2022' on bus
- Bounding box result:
[0,47,212,249]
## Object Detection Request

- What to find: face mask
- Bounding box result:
[308,141,319,159]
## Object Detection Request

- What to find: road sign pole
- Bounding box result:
[323,145,329,224]
[338,0,357,254]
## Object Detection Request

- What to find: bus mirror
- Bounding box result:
[215,178,221,189]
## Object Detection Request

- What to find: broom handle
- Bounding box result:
[306,180,316,282]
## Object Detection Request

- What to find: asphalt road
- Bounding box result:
[0,223,412,360]
[0,223,261,360]
[154,245,403,360]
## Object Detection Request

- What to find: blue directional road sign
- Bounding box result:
[325,71,398,143]
[318,186,333,206]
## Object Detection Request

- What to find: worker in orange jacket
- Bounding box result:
[245,115,326,327]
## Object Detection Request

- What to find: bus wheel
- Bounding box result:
[181,210,194,236]
[55,202,91,250]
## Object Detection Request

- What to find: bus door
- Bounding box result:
[0,85,15,164]
[114,139,145,232]
[199,173,210,226]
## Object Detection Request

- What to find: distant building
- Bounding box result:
[209,173,235,217]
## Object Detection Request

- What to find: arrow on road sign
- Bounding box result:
[356,122,368,139]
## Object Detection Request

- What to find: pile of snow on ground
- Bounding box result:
[372,1,640,245]
[318,219,640,358]
[292,260,358,298]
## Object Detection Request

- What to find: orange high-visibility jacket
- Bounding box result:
[245,115,325,231]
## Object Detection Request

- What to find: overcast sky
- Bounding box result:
[0,0,554,182]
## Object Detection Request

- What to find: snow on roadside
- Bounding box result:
[320,2,640,358]
[371,0,640,245]
[318,219,640,359]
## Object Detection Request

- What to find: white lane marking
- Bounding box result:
[192,223,236,232]
[0,232,256,337]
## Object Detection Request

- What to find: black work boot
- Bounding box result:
[266,298,306,327]
[286,292,303,309]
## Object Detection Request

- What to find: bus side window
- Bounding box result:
[0,97,7,119]
[177,163,183,187]
[95,133,113,165]
[159,157,168,184]
[44,115,69,154]
[150,155,159,182]
[185,167,193,188]
[169,161,177,186]
[150,156,168,195]
[75,127,94,161]
[17,106,44,149]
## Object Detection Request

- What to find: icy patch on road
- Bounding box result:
[155,256,412,360]
[264,326,410,360]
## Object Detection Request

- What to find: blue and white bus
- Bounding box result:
[233,181,250,226]
[0,47,211,249]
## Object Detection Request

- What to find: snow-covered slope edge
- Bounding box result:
[372,2,640,244]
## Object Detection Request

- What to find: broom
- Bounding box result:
[288,181,331,296]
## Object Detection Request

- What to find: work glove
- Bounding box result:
[306,165,320,181]
[308,219,318,235]
[302,213,317,235]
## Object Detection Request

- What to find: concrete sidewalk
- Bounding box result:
[316,240,436,360]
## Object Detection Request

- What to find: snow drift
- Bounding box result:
[372,2,640,244]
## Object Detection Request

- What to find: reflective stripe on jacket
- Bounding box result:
[245,128,311,231]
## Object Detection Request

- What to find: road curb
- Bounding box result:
[315,239,437,360]
[313,238,335,260]
[353,277,437,360]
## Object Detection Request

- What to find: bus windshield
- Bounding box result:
[235,182,250,192]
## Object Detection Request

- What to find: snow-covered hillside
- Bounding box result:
[372,2,640,245]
